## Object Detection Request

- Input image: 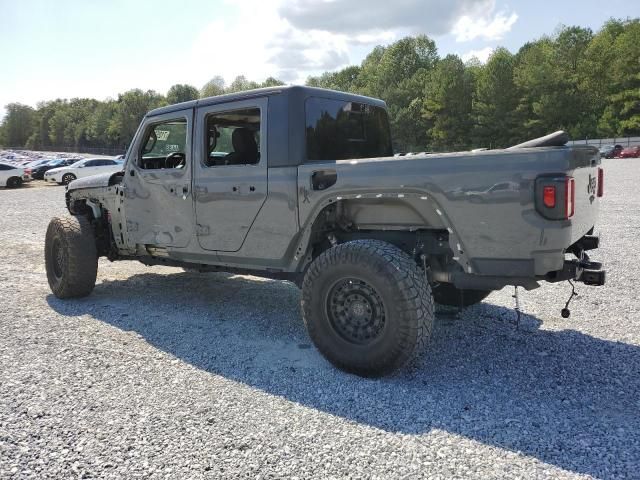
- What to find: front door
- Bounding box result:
[122,109,194,248]
[194,98,268,252]
[76,159,104,178]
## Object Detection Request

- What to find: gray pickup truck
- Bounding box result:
[45,86,605,376]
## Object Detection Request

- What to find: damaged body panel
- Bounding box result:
[63,85,605,292]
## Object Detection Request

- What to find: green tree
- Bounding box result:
[307,65,362,92]
[109,89,166,148]
[472,48,520,147]
[598,19,640,135]
[166,84,199,104]
[0,103,36,147]
[260,77,285,88]
[201,76,226,97]
[422,55,474,150]
[513,27,594,140]
[227,75,260,93]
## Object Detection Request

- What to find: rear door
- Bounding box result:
[193,98,268,252]
[121,109,194,248]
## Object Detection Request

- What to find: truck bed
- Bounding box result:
[297,145,601,279]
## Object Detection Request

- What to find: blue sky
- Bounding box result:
[0,0,638,116]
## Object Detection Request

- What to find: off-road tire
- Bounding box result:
[6,176,22,188]
[45,215,98,299]
[432,283,491,307]
[62,173,76,185]
[301,239,434,377]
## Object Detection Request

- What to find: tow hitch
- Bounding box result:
[558,257,605,319]
[546,256,606,287]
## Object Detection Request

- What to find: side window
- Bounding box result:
[85,160,99,167]
[139,118,188,170]
[0,164,10,170]
[204,108,260,167]
[305,97,393,161]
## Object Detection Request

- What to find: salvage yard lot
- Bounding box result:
[1,159,638,479]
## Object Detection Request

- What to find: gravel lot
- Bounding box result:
[1,159,639,479]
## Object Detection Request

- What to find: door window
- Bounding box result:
[204,108,260,167]
[139,118,188,170]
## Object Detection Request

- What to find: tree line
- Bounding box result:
[1,18,638,153]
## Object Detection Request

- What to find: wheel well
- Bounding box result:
[304,199,452,264]
[67,199,114,258]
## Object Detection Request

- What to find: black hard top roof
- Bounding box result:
[146,85,386,117]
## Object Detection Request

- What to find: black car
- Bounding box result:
[599,144,623,159]
[30,158,81,180]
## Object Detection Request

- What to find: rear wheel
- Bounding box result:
[45,215,98,298]
[6,176,22,188]
[301,240,434,377]
[432,283,492,307]
[62,173,76,185]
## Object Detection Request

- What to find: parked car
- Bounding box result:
[0,163,26,188]
[618,145,640,158]
[44,158,122,185]
[45,86,606,377]
[599,144,623,158]
[22,159,55,180]
[30,158,80,180]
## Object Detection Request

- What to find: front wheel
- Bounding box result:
[62,173,76,185]
[45,215,98,298]
[301,240,434,377]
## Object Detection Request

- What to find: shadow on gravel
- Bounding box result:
[47,272,639,478]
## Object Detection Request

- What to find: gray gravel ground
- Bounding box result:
[1,159,639,479]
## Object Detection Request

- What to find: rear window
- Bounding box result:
[305,97,392,161]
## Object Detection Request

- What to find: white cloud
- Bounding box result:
[186,0,353,85]
[461,47,494,63]
[452,10,518,42]
[0,0,520,117]
[187,0,519,87]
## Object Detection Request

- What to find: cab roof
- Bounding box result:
[146,85,387,118]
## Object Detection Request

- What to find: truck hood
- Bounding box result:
[67,171,122,191]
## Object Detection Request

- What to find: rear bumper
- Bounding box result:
[542,233,605,286]
[435,232,605,291]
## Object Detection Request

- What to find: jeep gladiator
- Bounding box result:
[44,86,605,376]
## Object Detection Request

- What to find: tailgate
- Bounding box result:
[567,146,602,244]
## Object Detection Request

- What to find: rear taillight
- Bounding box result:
[597,167,604,197]
[535,175,575,220]
[565,177,575,219]
[543,186,556,208]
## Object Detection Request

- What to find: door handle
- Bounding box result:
[182,186,189,200]
[311,170,337,191]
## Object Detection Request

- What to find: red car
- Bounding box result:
[618,146,640,158]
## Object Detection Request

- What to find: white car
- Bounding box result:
[44,158,123,185]
[0,163,27,188]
